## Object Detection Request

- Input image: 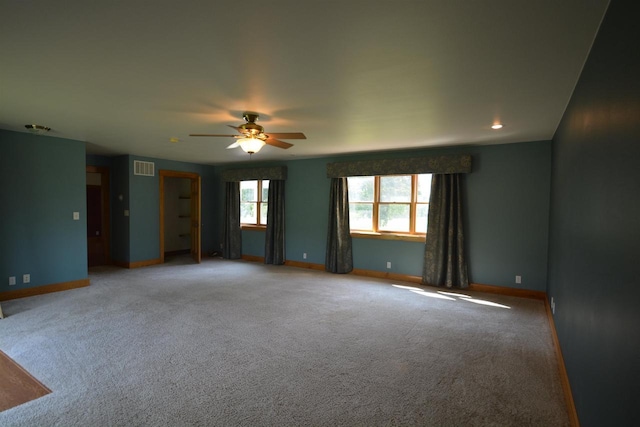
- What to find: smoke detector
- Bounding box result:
[24,124,51,134]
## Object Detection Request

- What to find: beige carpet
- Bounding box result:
[0,256,568,426]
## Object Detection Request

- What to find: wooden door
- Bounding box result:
[86,167,110,267]
[159,170,201,264]
[190,176,201,263]
[87,185,105,266]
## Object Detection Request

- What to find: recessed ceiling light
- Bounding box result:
[491,124,504,130]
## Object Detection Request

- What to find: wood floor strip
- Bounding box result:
[0,350,51,412]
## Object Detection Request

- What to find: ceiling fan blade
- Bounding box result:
[265,138,293,149]
[265,132,306,139]
[227,125,243,132]
[226,141,240,149]
[189,133,238,137]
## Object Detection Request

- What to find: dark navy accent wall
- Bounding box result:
[0,129,88,291]
[222,140,551,290]
[548,1,640,425]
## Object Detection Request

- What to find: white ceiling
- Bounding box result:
[0,1,609,165]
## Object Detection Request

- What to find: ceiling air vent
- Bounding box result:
[134,160,155,177]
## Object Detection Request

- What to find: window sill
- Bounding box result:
[350,231,425,242]
[241,225,266,231]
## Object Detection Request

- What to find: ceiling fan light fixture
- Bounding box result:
[238,137,265,154]
[188,111,304,154]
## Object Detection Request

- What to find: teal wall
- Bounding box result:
[85,154,219,264]
[125,156,217,263]
[282,158,331,265]
[465,142,551,289]
[86,154,112,168]
[0,129,88,292]
[0,132,219,293]
[548,0,639,424]
[0,128,550,293]
[221,140,552,291]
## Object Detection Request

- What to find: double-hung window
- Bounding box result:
[240,180,269,228]
[348,174,431,240]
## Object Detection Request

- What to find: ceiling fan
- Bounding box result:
[189,111,306,154]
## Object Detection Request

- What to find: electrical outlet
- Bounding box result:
[23,274,30,284]
[73,211,80,220]
[9,276,16,286]
[303,253,307,259]
[386,261,391,269]
[515,275,522,284]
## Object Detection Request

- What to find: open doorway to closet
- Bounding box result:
[159,170,201,264]
[86,166,110,267]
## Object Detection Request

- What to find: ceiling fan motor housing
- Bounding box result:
[239,122,263,135]
[242,112,260,123]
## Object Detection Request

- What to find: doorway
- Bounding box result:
[86,166,110,267]
[159,170,201,264]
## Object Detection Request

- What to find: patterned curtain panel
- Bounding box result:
[422,174,469,288]
[325,177,353,273]
[223,181,242,259]
[265,180,285,265]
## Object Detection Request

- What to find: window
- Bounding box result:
[348,174,431,239]
[240,180,269,227]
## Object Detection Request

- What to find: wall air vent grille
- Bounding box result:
[134,160,155,177]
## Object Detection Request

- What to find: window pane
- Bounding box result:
[260,202,268,225]
[347,176,374,202]
[415,203,429,233]
[378,203,410,231]
[349,203,373,230]
[240,202,257,223]
[240,180,257,202]
[261,180,269,202]
[417,174,432,203]
[380,176,411,202]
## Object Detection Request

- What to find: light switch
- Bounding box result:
[73,211,80,220]
[124,210,130,217]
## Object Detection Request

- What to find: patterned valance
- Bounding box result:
[222,166,287,182]
[326,155,472,178]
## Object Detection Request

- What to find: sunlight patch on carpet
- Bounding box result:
[391,283,511,309]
